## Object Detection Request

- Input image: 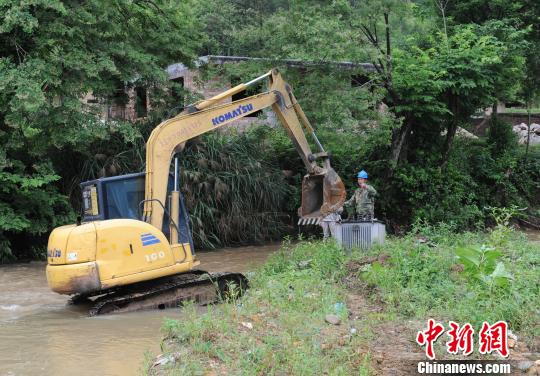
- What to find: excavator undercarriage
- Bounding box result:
[71,270,247,316]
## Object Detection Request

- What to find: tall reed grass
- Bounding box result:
[75,121,296,249]
[179,129,294,248]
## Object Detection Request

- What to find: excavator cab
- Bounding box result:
[80,173,193,248]
[81,173,144,222]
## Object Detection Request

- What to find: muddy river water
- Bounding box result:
[0,244,280,376]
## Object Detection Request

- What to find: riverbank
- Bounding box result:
[148,227,539,375]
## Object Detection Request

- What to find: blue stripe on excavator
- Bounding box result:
[142,239,161,246]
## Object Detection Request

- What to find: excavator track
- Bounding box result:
[78,271,247,316]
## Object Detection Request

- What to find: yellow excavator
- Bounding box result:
[46,69,346,315]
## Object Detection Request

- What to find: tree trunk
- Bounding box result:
[441,95,460,167]
[526,100,531,158]
[383,13,391,83]
[441,121,458,167]
[390,119,413,167]
[491,102,498,119]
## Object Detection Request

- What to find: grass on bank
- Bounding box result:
[148,226,539,375]
[360,224,539,335]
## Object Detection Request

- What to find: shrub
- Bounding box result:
[360,227,538,340]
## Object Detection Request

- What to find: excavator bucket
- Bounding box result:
[298,167,346,225]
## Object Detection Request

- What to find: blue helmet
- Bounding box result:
[357,170,368,179]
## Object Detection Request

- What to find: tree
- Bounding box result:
[446,0,540,127]
[0,0,201,261]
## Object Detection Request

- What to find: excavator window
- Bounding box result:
[82,185,99,217]
[103,176,145,220]
[80,172,194,249]
[80,172,145,223]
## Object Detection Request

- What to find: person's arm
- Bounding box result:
[344,191,356,207]
[367,185,377,197]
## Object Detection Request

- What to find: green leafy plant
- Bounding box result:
[454,245,513,288]
[486,205,521,248]
[453,205,521,292]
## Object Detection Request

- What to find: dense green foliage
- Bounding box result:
[0,0,200,261]
[195,0,540,232]
[1,0,539,260]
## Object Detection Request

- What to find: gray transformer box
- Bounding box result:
[334,220,386,250]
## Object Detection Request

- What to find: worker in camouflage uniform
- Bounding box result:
[320,207,343,240]
[344,170,377,220]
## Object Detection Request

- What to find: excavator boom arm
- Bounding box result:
[143,69,345,233]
